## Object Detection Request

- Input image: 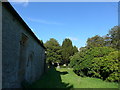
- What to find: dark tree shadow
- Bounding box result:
[30,66,73,89]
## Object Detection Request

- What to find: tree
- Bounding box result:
[86,35,104,48]
[91,51,119,82]
[70,46,119,82]
[86,26,120,50]
[61,38,74,65]
[73,46,78,54]
[108,26,120,50]
[102,35,111,47]
[69,26,120,82]
[44,38,62,65]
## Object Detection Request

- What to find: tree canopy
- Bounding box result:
[44,38,62,64]
[70,26,120,82]
[108,26,120,50]
[61,38,78,65]
[86,35,104,48]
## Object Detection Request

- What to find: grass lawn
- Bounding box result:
[30,67,119,88]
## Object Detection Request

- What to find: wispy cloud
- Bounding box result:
[27,18,63,25]
[66,37,78,41]
[9,0,29,7]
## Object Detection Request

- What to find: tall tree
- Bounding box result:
[44,38,62,65]
[62,38,74,65]
[108,26,120,50]
[73,46,78,54]
[102,35,111,47]
[86,35,104,48]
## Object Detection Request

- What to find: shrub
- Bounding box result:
[70,47,119,82]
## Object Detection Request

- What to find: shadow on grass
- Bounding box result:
[30,67,73,88]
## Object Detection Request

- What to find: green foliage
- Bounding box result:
[91,51,120,82]
[44,38,62,64]
[70,25,120,82]
[70,52,81,68]
[86,26,120,50]
[103,51,119,82]
[73,46,78,54]
[62,38,76,64]
[44,38,78,66]
[70,47,119,82]
[86,35,105,48]
[108,26,120,50]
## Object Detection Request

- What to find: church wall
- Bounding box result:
[2,3,45,88]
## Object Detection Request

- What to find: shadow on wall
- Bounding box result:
[29,66,73,88]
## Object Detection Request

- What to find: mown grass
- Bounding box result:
[30,67,118,88]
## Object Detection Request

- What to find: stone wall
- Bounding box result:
[2,3,45,88]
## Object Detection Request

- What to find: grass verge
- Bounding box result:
[30,67,118,88]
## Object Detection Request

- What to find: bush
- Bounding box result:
[70,47,119,82]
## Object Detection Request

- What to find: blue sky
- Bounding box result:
[10,2,118,48]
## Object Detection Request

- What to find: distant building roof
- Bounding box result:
[2,2,46,49]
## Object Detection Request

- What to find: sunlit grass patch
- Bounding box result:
[30,67,118,88]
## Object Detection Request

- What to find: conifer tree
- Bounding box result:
[62,38,74,65]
